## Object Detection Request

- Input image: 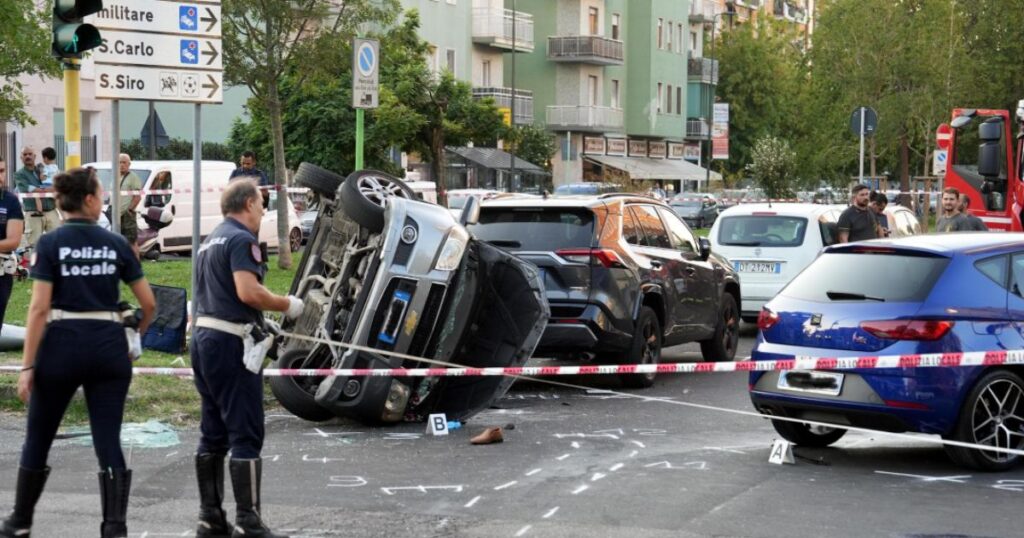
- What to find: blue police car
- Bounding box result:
[749,234,1024,470]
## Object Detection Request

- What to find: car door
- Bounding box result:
[628,204,693,341]
[659,206,718,337]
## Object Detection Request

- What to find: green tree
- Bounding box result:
[222,0,397,269]
[508,124,557,172]
[748,135,797,200]
[0,0,60,123]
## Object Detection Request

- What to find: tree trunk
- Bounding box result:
[267,81,292,270]
[431,126,447,207]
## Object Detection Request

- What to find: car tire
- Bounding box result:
[699,293,739,362]
[289,227,302,253]
[944,369,1024,471]
[338,170,416,233]
[294,162,345,200]
[268,349,335,422]
[741,315,758,324]
[771,419,847,447]
[619,306,661,389]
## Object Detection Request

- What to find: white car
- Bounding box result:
[709,203,846,322]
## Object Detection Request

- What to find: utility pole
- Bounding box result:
[705,5,735,193]
[509,0,517,193]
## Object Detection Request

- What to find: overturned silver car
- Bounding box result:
[272,166,549,425]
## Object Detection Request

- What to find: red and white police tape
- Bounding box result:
[17,185,311,199]
[1,349,1021,378]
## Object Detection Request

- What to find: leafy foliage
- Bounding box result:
[508,123,557,172]
[0,0,60,124]
[748,135,797,199]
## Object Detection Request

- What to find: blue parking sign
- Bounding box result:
[180,39,199,64]
[179,5,198,31]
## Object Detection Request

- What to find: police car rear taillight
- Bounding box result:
[757,308,779,330]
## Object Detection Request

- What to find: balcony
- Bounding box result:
[774,0,808,24]
[472,87,534,125]
[689,0,715,23]
[472,7,534,52]
[547,35,624,65]
[686,119,709,140]
[546,105,624,132]
[688,57,719,84]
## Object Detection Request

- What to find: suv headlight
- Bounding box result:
[434,230,468,271]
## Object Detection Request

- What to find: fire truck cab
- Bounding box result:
[942,105,1024,231]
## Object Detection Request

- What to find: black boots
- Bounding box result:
[228,458,288,538]
[195,454,231,538]
[98,468,131,538]
[0,466,50,538]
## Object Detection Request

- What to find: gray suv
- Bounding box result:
[272,165,549,425]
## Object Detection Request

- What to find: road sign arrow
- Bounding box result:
[201,7,218,32]
[203,74,220,98]
[203,41,219,66]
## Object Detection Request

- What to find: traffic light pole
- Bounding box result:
[63,59,82,169]
[356,108,364,170]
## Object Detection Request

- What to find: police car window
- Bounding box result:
[977,254,1008,290]
[632,205,672,249]
[657,206,697,253]
[622,208,643,245]
[1009,254,1024,295]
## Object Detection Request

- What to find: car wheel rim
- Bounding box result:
[642,319,659,381]
[807,424,836,436]
[970,378,1024,463]
[721,300,738,356]
[356,174,411,208]
[290,229,301,252]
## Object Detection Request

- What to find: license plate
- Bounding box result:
[777,370,844,396]
[734,261,781,273]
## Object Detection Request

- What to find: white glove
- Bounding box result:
[126,328,142,361]
[285,295,304,320]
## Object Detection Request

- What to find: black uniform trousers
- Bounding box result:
[21,321,131,471]
[0,274,13,327]
[191,328,264,459]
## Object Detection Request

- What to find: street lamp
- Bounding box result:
[704,2,736,192]
[510,0,516,193]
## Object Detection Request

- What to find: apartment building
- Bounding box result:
[513,0,713,191]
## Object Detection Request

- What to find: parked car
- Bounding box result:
[553,182,621,196]
[669,194,720,228]
[749,233,1024,470]
[87,160,303,254]
[271,166,549,425]
[882,204,922,237]
[710,203,847,323]
[472,194,742,387]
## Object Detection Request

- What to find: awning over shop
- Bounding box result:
[585,154,721,182]
[448,146,547,174]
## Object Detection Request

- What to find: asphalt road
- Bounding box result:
[1,324,1021,537]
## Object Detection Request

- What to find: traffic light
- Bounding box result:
[52,0,103,59]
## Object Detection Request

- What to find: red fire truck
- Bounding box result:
[941,104,1024,231]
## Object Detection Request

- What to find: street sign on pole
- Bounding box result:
[93,30,222,70]
[352,38,380,109]
[95,65,222,103]
[87,1,221,37]
[936,123,953,151]
[851,106,878,184]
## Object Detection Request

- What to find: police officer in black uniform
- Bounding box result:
[190,180,302,538]
[0,167,156,538]
[0,157,25,329]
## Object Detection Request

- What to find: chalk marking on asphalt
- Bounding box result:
[302,454,346,464]
[593,428,625,435]
[630,440,646,448]
[525,468,543,476]
[164,451,178,458]
[555,433,620,440]
[571,485,589,495]
[609,463,624,471]
[556,454,571,461]
[265,454,281,462]
[515,524,532,537]
[874,471,971,483]
[703,446,746,454]
[381,485,464,495]
[464,495,482,508]
[993,480,1024,492]
[629,450,639,458]
[591,473,607,482]
[494,480,518,490]
[571,441,580,449]
[305,428,364,438]
[543,507,560,519]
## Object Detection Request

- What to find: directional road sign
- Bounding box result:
[352,38,380,109]
[87,1,221,37]
[93,30,221,70]
[95,65,223,103]
[90,0,223,104]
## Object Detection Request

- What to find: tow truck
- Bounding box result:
[941,102,1024,231]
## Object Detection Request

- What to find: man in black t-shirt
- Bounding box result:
[838,184,879,243]
[0,157,24,328]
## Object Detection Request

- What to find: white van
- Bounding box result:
[709,203,847,322]
[85,160,302,254]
